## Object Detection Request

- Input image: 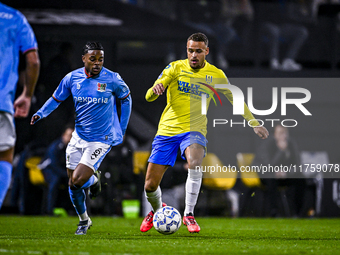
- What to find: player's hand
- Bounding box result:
[13,95,31,118]
[153,83,165,95]
[30,114,41,125]
[253,126,269,139]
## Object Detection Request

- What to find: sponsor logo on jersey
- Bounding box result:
[73,96,109,104]
[77,83,81,89]
[97,83,107,92]
[177,81,222,106]
[178,81,204,96]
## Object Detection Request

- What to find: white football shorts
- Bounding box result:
[66,131,111,172]
[0,112,16,152]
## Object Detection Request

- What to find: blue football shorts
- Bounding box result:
[148,131,207,167]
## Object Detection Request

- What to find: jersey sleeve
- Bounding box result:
[17,12,38,53]
[145,63,174,102]
[52,73,72,102]
[113,73,130,99]
[120,94,132,136]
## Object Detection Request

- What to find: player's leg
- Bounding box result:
[145,162,168,210]
[0,112,16,209]
[0,148,14,209]
[180,132,206,233]
[182,143,204,233]
[184,143,204,215]
[79,141,111,201]
[68,169,93,235]
[68,165,101,235]
[140,135,179,232]
[67,164,94,220]
[66,132,111,235]
[66,134,91,228]
[140,163,168,232]
[144,134,180,211]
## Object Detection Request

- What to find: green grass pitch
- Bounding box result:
[0,216,339,255]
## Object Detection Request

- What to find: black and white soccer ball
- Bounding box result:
[153,206,181,235]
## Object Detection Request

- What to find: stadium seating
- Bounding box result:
[200,153,239,217]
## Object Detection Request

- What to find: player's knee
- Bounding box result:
[188,159,202,170]
[71,175,86,188]
[144,180,158,193]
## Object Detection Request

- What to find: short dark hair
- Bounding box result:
[187,33,208,47]
[83,42,104,55]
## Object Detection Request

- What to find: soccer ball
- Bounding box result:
[153,206,181,235]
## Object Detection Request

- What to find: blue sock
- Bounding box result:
[81,175,97,189]
[68,175,96,215]
[0,161,12,208]
[68,186,86,215]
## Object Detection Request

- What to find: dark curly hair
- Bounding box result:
[82,42,104,55]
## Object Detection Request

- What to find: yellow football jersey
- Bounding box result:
[145,59,259,137]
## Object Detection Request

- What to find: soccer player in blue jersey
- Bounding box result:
[31,42,132,235]
[0,3,40,210]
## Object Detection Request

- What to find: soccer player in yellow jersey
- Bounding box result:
[140,33,269,233]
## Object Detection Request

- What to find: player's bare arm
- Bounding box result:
[153,83,165,95]
[253,126,269,139]
[13,50,40,118]
[23,50,40,97]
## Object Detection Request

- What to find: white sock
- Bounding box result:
[184,168,202,216]
[79,211,89,221]
[146,186,162,212]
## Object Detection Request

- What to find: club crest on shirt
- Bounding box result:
[206,75,213,84]
[97,83,107,92]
